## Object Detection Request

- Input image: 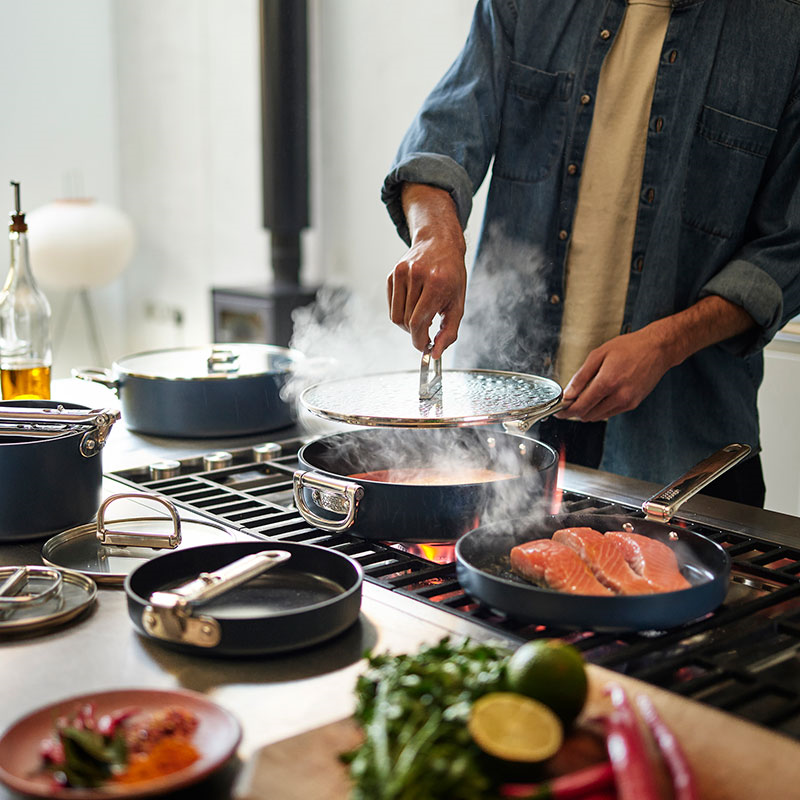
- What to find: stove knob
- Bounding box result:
[252,443,282,462]
[149,459,181,480]
[203,451,233,471]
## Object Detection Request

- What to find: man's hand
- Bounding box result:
[387,183,467,359]
[556,295,756,422]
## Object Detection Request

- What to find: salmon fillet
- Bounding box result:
[604,531,691,592]
[510,538,613,596]
[552,527,656,595]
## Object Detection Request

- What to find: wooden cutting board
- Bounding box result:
[234,664,800,799]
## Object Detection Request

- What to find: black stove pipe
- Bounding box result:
[260,0,309,285]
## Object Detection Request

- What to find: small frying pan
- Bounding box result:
[125,541,363,656]
[455,444,748,632]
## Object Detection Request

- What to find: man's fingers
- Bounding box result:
[388,264,410,329]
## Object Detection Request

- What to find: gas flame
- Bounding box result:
[551,445,567,514]
[417,543,457,563]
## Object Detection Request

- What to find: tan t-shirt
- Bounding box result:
[554,0,672,389]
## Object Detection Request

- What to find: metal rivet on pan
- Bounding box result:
[149,460,181,480]
[203,452,233,471]
[252,442,282,462]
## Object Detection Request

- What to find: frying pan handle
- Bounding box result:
[642,442,751,521]
[293,470,364,532]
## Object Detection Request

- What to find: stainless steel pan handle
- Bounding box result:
[293,470,364,532]
[642,443,751,522]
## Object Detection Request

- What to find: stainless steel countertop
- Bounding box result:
[1,379,798,798]
[0,382,519,799]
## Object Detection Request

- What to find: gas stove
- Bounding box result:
[107,434,800,740]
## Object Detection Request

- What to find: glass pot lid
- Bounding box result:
[41,494,245,587]
[0,565,97,635]
[301,352,563,429]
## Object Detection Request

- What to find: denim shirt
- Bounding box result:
[382,0,800,485]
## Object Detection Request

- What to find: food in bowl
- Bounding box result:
[38,701,199,789]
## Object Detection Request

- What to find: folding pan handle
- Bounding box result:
[643,442,751,522]
[143,550,291,648]
[293,470,364,532]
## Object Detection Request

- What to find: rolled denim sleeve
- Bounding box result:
[699,259,785,354]
[381,154,474,245]
[381,0,517,244]
[700,88,800,355]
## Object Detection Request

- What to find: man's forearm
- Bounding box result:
[401,183,465,256]
[649,295,756,369]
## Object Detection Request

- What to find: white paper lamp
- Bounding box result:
[26,198,135,289]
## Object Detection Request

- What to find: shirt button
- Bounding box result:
[549,294,561,305]
[669,49,678,63]
[654,116,664,132]
[600,29,611,40]
[633,256,644,273]
[580,93,592,105]
[645,187,655,203]
[567,163,578,175]
[558,229,569,240]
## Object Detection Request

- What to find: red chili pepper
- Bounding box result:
[499,761,615,798]
[636,693,698,800]
[603,683,660,800]
[96,706,139,737]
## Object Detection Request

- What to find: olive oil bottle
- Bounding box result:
[0,181,52,400]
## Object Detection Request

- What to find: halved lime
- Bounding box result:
[468,692,563,763]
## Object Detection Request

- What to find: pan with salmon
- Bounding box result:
[455,445,749,632]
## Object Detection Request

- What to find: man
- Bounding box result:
[381,0,800,507]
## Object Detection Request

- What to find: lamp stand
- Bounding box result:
[53,287,109,367]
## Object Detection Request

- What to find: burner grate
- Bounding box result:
[109,437,800,739]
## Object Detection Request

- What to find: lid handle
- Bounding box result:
[0,566,63,619]
[96,493,182,548]
[418,345,442,400]
[207,347,241,374]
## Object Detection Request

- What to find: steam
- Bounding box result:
[283,224,557,536]
[455,222,552,374]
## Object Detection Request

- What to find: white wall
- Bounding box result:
[0,0,481,371]
[0,0,126,376]
[759,338,800,516]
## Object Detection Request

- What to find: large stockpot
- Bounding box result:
[0,401,119,541]
[293,427,559,542]
[73,343,303,438]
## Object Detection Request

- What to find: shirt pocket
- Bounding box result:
[494,62,573,183]
[681,105,776,239]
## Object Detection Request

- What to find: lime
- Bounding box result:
[468,692,563,763]
[505,639,588,727]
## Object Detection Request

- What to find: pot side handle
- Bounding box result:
[293,470,364,532]
[71,366,119,394]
